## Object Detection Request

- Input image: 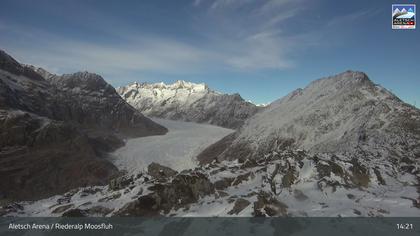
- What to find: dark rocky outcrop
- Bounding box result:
[62,209,87,217]
[214,177,235,190]
[147,162,178,180]
[116,172,214,216]
[253,191,288,217]
[108,175,133,191]
[85,206,114,216]
[227,198,250,215]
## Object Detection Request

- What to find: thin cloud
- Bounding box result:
[224,30,296,70]
[209,0,254,10]
[193,0,203,6]
[194,0,308,70]
[0,0,312,76]
[326,8,382,28]
[2,37,213,75]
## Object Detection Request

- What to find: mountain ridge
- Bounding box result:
[0,49,167,201]
[118,80,262,129]
[198,70,420,162]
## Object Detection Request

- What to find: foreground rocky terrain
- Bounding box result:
[117,81,261,129]
[2,149,418,217]
[0,50,167,202]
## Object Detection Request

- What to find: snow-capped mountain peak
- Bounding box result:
[118,80,261,129]
[118,80,214,109]
[122,80,211,94]
[198,70,420,163]
[172,80,209,92]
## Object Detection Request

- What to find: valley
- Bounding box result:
[0,50,419,218]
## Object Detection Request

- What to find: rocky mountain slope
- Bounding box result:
[191,70,419,215]
[0,50,167,201]
[198,71,420,163]
[117,81,261,129]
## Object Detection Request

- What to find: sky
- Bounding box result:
[0,0,419,107]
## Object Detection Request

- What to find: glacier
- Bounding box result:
[110,118,234,174]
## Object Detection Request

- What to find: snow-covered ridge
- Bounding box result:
[22,64,56,80]
[125,80,212,93]
[118,80,215,108]
[246,100,269,107]
[199,70,420,164]
[118,80,261,129]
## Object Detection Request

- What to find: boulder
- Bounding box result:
[115,195,160,217]
[228,198,251,215]
[147,162,178,180]
[214,177,234,190]
[253,191,288,216]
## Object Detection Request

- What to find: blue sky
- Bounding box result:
[0,0,419,107]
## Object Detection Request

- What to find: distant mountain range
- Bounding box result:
[118,81,262,129]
